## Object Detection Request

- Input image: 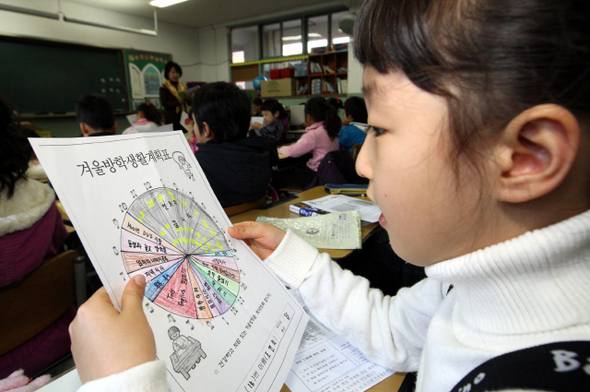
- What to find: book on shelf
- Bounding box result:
[323,81,335,94]
[297,83,309,95]
[323,64,335,73]
[309,61,322,73]
[337,67,348,73]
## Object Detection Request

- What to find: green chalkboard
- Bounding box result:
[0,37,128,115]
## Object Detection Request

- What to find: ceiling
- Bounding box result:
[66,0,352,29]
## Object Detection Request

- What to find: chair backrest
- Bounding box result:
[0,250,81,356]
[223,193,267,217]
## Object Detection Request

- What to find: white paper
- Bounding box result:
[30,133,308,392]
[284,289,395,392]
[126,113,137,125]
[304,195,382,224]
[251,116,264,124]
[256,211,362,249]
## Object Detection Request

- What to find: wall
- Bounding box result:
[0,0,201,136]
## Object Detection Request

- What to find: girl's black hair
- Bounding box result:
[327,97,344,110]
[261,98,287,119]
[305,97,341,140]
[190,82,251,143]
[164,61,183,80]
[344,96,368,124]
[137,102,162,125]
[354,0,590,171]
[0,98,30,199]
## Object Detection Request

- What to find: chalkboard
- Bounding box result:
[0,37,128,115]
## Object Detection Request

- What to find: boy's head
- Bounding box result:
[260,99,284,125]
[190,82,251,144]
[252,97,262,114]
[344,97,368,124]
[75,94,117,136]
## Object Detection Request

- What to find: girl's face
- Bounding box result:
[356,67,492,267]
[168,68,180,82]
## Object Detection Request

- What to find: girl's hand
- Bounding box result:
[228,221,286,260]
[69,275,156,384]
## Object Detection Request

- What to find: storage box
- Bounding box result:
[261,78,295,97]
[270,69,280,79]
[279,68,294,78]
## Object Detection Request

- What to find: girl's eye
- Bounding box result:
[369,126,385,136]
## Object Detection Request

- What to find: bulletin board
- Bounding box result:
[123,50,172,110]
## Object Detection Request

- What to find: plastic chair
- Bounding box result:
[0,250,86,357]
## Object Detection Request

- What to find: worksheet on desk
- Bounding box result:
[30,132,308,392]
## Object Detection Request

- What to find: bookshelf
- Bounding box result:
[295,50,348,96]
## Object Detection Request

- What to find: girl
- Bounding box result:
[274,96,340,189]
[122,103,162,135]
[69,0,589,390]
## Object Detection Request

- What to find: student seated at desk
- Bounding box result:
[67,0,590,390]
[75,94,117,137]
[190,82,277,208]
[275,97,340,190]
[248,98,286,142]
[0,98,71,379]
[338,97,368,153]
[122,102,162,135]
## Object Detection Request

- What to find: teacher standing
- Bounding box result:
[159,61,190,132]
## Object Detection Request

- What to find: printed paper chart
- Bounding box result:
[121,187,239,319]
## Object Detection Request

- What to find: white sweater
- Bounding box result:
[78,210,590,391]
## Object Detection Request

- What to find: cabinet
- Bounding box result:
[295,51,348,96]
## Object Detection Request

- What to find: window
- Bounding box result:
[230,8,347,65]
[231,25,258,63]
[307,14,328,53]
[281,19,302,56]
[331,11,351,47]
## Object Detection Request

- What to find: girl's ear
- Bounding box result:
[493,104,581,203]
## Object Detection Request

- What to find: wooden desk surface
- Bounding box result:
[279,373,407,392]
[229,186,379,259]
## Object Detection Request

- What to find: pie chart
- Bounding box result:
[121,187,239,319]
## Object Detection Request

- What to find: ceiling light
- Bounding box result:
[149,0,188,8]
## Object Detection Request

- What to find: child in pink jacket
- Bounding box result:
[276,97,340,189]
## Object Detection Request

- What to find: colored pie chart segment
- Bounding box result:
[121,187,240,319]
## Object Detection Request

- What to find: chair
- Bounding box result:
[223,193,268,217]
[0,250,86,357]
[350,143,363,161]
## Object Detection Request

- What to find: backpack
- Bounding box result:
[450,341,590,391]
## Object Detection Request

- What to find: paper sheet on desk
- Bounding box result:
[304,195,382,224]
[256,211,361,249]
[284,289,395,392]
[30,132,308,392]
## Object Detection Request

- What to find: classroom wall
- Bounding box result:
[0,0,202,136]
[0,0,362,136]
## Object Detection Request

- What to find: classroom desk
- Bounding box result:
[229,186,379,259]
[230,187,407,391]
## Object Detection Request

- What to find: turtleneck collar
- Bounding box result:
[426,209,590,335]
